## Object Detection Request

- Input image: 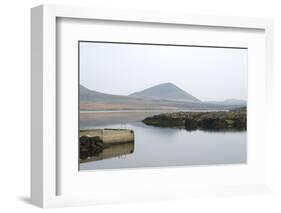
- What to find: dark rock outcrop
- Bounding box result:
[143,110,247,131]
[79,136,108,160]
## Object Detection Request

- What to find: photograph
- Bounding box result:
[79,41,247,170]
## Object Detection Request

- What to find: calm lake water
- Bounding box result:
[79,111,247,170]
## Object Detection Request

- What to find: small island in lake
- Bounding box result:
[142,107,246,131]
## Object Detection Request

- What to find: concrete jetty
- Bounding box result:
[80,129,134,144]
[79,128,135,162]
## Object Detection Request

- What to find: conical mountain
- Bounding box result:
[129,82,200,102]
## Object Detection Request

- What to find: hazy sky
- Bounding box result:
[80,42,247,101]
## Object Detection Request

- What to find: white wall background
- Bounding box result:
[0,0,280,212]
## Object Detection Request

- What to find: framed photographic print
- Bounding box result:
[31,4,274,208]
[78,41,248,170]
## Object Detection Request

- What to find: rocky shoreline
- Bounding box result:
[142,108,247,131]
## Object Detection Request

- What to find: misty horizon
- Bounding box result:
[80,42,247,102]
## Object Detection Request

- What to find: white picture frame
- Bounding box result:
[31,4,274,208]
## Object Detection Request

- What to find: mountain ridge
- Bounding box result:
[79,84,245,111]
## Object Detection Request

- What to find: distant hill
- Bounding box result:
[206,99,247,106]
[129,82,200,102]
[80,84,133,103]
[223,99,247,105]
[79,84,244,111]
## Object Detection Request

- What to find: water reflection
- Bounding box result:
[79,111,247,170]
[80,141,135,164]
[80,122,246,170]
